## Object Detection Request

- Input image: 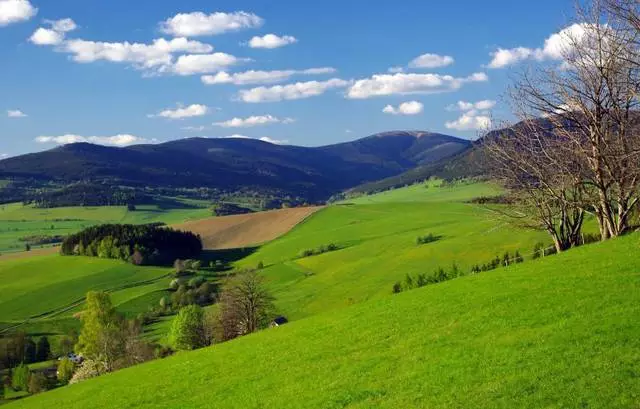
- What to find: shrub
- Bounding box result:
[69,360,108,385]
[12,363,30,391]
[168,305,206,351]
[57,358,76,384]
[392,282,403,294]
[298,244,340,258]
[188,276,206,289]
[169,279,180,290]
[532,242,544,259]
[28,372,48,394]
[416,233,439,245]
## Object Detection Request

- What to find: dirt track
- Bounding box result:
[174,206,323,250]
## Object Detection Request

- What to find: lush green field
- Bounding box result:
[237,181,547,320]
[9,231,639,408]
[0,255,171,337]
[0,200,211,253]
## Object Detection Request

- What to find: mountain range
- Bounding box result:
[0,131,472,201]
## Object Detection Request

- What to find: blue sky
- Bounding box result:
[0,0,575,157]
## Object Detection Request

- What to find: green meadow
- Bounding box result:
[0,199,211,254]
[8,229,640,409]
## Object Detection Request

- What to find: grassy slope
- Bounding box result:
[239,181,548,320]
[0,255,170,334]
[9,233,640,409]
[0,200,211,253]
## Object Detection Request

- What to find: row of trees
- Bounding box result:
[0,333,50,370]
[60,224,202,265]
[486,0,640,252]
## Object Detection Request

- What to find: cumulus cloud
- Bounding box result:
[387,66,404,73]
[488,23,590,68]
[30,18,77,45]
[445,99,494,131]
[408,53,454,68]
[7,109,27,117]
[219,134,289,145]
[448,99,496,111]
[160,11,263,37]
[382,101,424,115]
[214,114,294,128]
[35,134,145,146]
[62,37,214,70]
[0,0,37,26]
[347,72,488,99]
[167,52,248,75]
[238,78,350,103]
[202,67,336,85]
[150,104,209,120]
[248,33,297,49]
[445,111,491,131]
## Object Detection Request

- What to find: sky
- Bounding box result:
[0,0,577,157]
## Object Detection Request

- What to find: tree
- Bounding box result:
[69,360,108,385]
[76,291,124,372]
[57,358,75,384]
[486,0,640,244]
[168,305,206,350]
[218,270,275,341]
[11,363,30,391]
[23,339,36,364]
[36,337,50,362]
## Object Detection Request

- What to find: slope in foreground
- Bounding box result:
[9,233,640,408]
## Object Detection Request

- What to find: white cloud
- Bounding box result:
[30,18,78,45]
[382,101,424,116]
[7,109,27,118]
[182,125,209,132]
[169,52,245,75]
[448,99,496,111]
[388,66,404,73]
[47,17,77,32]
[202,67,336,85]
[347,72,488,99]
[409,53,454,68]
[35,134,145,146]
[0,153,8,159]
[219,134,289,145]
[150,104,209,120]
[238,78,350,103]
[248,33,297,49]
[0,0,37,26]
[61,37,214,71]
[445,110,491,131]
[214,115,294,128]
[488,24,590,68]
[160,11,263,37]
[30,28,63,45]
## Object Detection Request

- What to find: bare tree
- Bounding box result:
[488,0,640,241]
[218,270,274,341]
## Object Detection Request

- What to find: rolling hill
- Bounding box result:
[0,131,470,201]
[8,230,639,408]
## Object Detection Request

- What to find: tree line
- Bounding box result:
[60,224,202,265]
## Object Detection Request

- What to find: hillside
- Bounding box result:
[0,132,470,202]
[9,232,640,408]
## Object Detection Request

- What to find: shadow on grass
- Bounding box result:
[200,247,260,264]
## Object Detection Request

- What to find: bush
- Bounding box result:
[392,282,403,294]
[28,372,48,394]
[532,242,544,259]
[69,360,108,385]
[298,243,339,258]
[168,305,206,351]
[169,279,180,290]
[188,276,206,289]
[12,363,30,391]
[57,358,76,384]
[416,233,439,245]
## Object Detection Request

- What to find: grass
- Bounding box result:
[7,231,640,409]
[237,181,548,320]
[0,199,212,254]
[0,255,172,338]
